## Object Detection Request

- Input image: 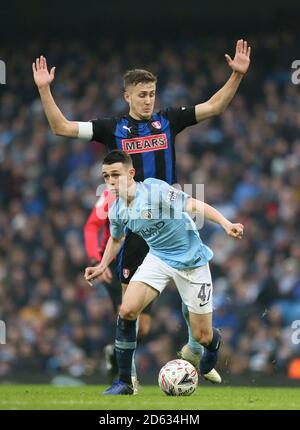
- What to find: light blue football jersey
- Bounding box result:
[109,178,213,270]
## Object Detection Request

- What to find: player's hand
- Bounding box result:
[99,267,113,284]
[84,264,107,286]
[88,259,113,284]
[225,39,251,75]
[32,55,56,88]
[224,222,244,239]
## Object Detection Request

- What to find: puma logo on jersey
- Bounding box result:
[123,125,132,133]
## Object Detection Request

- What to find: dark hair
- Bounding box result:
[123,69,157,89]
[103,150,133,166]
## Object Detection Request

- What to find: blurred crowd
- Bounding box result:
[0,33,300,383]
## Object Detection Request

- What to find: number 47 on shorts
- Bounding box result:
[197,283,211,307]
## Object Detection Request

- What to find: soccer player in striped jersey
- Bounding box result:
[33,39,251,384]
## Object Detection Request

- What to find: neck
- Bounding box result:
[129,110,151,121]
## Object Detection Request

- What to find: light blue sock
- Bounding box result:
[182,303,204,357]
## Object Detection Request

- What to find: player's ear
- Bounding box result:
[124,90,130,104]
[129,167,135,179]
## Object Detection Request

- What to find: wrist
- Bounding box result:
[98,263,108,272]
[232,70,244,78]
[221,219,231,230]
[38,84,51,93]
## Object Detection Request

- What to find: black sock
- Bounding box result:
[115,316,137,385]
[206,328,221,352]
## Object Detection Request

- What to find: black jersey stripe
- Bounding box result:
[154,149,166,182]
[164,124,174,184]
[151,113,175,184]
[147,121,167,182]
[137,118,156,180]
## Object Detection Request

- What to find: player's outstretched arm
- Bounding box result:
[32,55,79,137]
[195,39,251,122]
[186,198,244,239]
[84,235,124,286]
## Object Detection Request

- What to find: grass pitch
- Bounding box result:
[0,385,299,410]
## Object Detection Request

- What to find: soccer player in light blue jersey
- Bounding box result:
[85,151,244,395]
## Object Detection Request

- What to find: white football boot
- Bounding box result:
[179,344,222,384]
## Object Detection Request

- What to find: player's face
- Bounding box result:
[124,82,156,120]
[102,162,135,198]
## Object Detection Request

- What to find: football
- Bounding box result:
[158,359,198,396]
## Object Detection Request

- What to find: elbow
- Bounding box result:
[207,100,224,117]
[51,120,70,136]
[51,124,63,136]
[213,103,225,116]
[208,97,227,115]
[218,105,227,115]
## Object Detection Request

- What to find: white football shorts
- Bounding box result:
[131,253,213,315]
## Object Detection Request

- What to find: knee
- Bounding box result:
[119,304,139,320]
[192,329,213,347]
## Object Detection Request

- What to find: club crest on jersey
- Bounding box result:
[167,188,179,202]
[123,268,130,279]
[141,210,153,220]
[151,121,161,129]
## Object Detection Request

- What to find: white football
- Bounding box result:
[158,359,198,396]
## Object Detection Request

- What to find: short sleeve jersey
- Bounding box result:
[91,107,197,184]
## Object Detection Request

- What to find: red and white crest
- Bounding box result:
[123,268,130,279]
[151,121,161,129]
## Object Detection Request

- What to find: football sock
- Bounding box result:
[115,316,137,385]
[207,327,221,351]
[200,328,221,374]
[181,303,204,356]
